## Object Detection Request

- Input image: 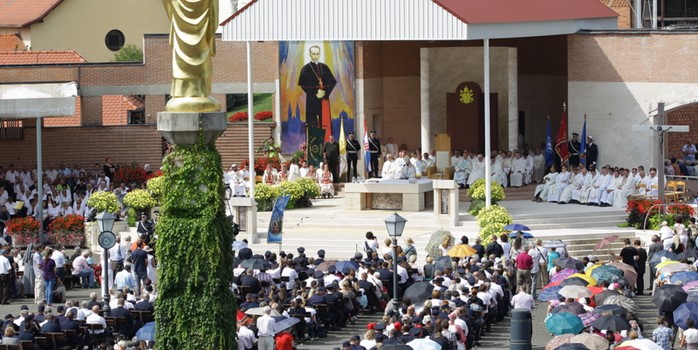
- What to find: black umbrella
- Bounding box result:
[593,304,627,318]
[653,284,688,311]
[554,344,591,350]
[240,258,269,270]
[434,256,453,272]
[678,248,698,261]
[380,345,412,350]
[649,250,679,268]
[251,254,265,259]
[560,277,590,287]
[552,303,585,315]
[593,290,620,305]
[591,314,631,331]
[233,256,241,267]
[555,257,585,271]
[403,282,435,304]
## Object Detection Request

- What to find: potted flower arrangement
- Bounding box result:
[147,175,165,199]
[6,217,41,246]
[113,163,149,187]
[254,183,281,211]
[48,214,85,247]
[87,191,120,214]
[277,181,304,209]
[295,177,320,207]
[123,189,157,227]
[476,205,513,244]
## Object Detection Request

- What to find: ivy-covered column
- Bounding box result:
[155,113,236,349]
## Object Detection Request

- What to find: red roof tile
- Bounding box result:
[600,0,631,7]
[431,0,618,24]
[0,50,87,65]
[102,95,144,126]
[0,0,63,27]
[0,34,24,51]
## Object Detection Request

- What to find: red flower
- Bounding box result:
[113,164,149,186]
[254,111,273,121]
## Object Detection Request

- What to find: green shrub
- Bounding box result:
[126,207,137,227]
[468,178,505,202]
[476,205,513,244]
[468,199,486,216]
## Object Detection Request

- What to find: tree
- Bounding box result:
[113,44,144,62]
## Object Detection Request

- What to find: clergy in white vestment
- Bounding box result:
[491,158,508,187]
[548,165,571,202]
[412,154,428,176]
[534,165,558,201]
[600,169,624,206]
[468,155,486,186]
[510,152,526,187]
[570,167,591,203]
[559,167,582,204]
[423,152,435,168]
[587,167,612,205]
[612,169,637,208]
[647,168,661,197]
[453,152,469,188]
[533,150,546,183]
[382,154,396,179]
[524,152,534,185]
[579,168,599,204]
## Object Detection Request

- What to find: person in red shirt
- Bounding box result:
[275,327,295,350]
[515,247,534,294]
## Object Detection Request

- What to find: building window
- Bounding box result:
[105,30,125,51]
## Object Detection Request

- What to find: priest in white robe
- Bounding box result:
[548,165,571,202]
[612,169,637,208]
[467,155,486,186]
[578,168,599,204]
[510,152,526,187]
[534,165,558,201]
[600,169,624,206]
[559,167,582,204]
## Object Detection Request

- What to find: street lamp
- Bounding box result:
[384,212,407,308]
[96,211,117,316]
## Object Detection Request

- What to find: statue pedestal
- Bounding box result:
[157,111,227,145]
[432,179,460,226]
[229,197,258,243]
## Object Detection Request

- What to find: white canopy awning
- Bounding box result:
[0,82,77,118]
[222,0,618,42]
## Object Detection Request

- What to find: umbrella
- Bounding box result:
[593,290,620,305]
[560,277,590,287]
[688,291,698,303]
[590,265,623,285]
[649,250,679,268]
[552,302,585,315]
[245,307,282,317]
[425,231,455,258]
[446,244,477,258]
[655,259,681,270]
[653,284,688,311]
[569,333,609,350]
[578,312,601,327]
[603,295,639,315]
[545,312,584,335]
[539,285,564,301]
[585,264,602,276]
[683,280,698,292]
[136,321,155,341]
[551,269,578,283]
[554,345,590,350]
[593,235,618,251]
[593,304,627,318]
[587,286,605,296]
[504,223,531,231]
[273,317,300,333]
[556,258,585,271]
[546,334,575,350]
[316,260,338,272]
[434,256,453,272]
[403,282,435,304]
[240,258,269,270]
[659,262,691,274]
[591,314,631,331]
[678,248,698,260]
[233,256,241,267]
[545,281,562,289]
[674,302,698,330]
[233,240,248,250]
[671,271,698,285]
[381,345,413,350]
[406,338,442,350]
[560,285,593,299]
[509,231,534,238]
[609,261,638,287]
[615,338,663,350]
[544,240,568,249]
[335,261,358,272]
[570,273,597,286]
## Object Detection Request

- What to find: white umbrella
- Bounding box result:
[407,338,442,350]
[245,307,281,317]
[273,317,300,333]
[559,285,592,299]
[615,338,663,350]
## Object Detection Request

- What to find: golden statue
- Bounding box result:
[161,0,221,112]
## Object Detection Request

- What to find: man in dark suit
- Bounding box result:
[368,131,381,178]
[110,298,136,338]
[324,135,340,183]
[376,262,394,297]
[346,132,361,181]
[59,310,83,349]
[134,293,154,312]
[39,312,61,333]
[238,269,261,294]
[634,239,648,295]
[568,132,582,167]
[136,214,154,242]
[585,135,598,169]
[357,273,378,312]
[647,235,663,290]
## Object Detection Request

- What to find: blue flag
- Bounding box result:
[267,195,290,244]
[579,116,587,167]
[545,117,553,167]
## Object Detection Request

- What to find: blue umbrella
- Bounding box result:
[539,285,564,301]
[688,291,698,303]
[671,272,698,285]
[649,250,679,268]
[673,302,698,330]
[509,231,534,239]
[335,261,358,272]
[136,321,155,341]
[504,223,531,231]
[590,265,623,285]
[545,312,584,335]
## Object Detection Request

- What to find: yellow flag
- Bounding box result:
[339,118,347,156]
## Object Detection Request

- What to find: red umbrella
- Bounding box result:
[545,281,562,289]
[594,235,619,251]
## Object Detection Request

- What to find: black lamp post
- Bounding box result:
[384,212,407,308]
[96,211,116,316]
